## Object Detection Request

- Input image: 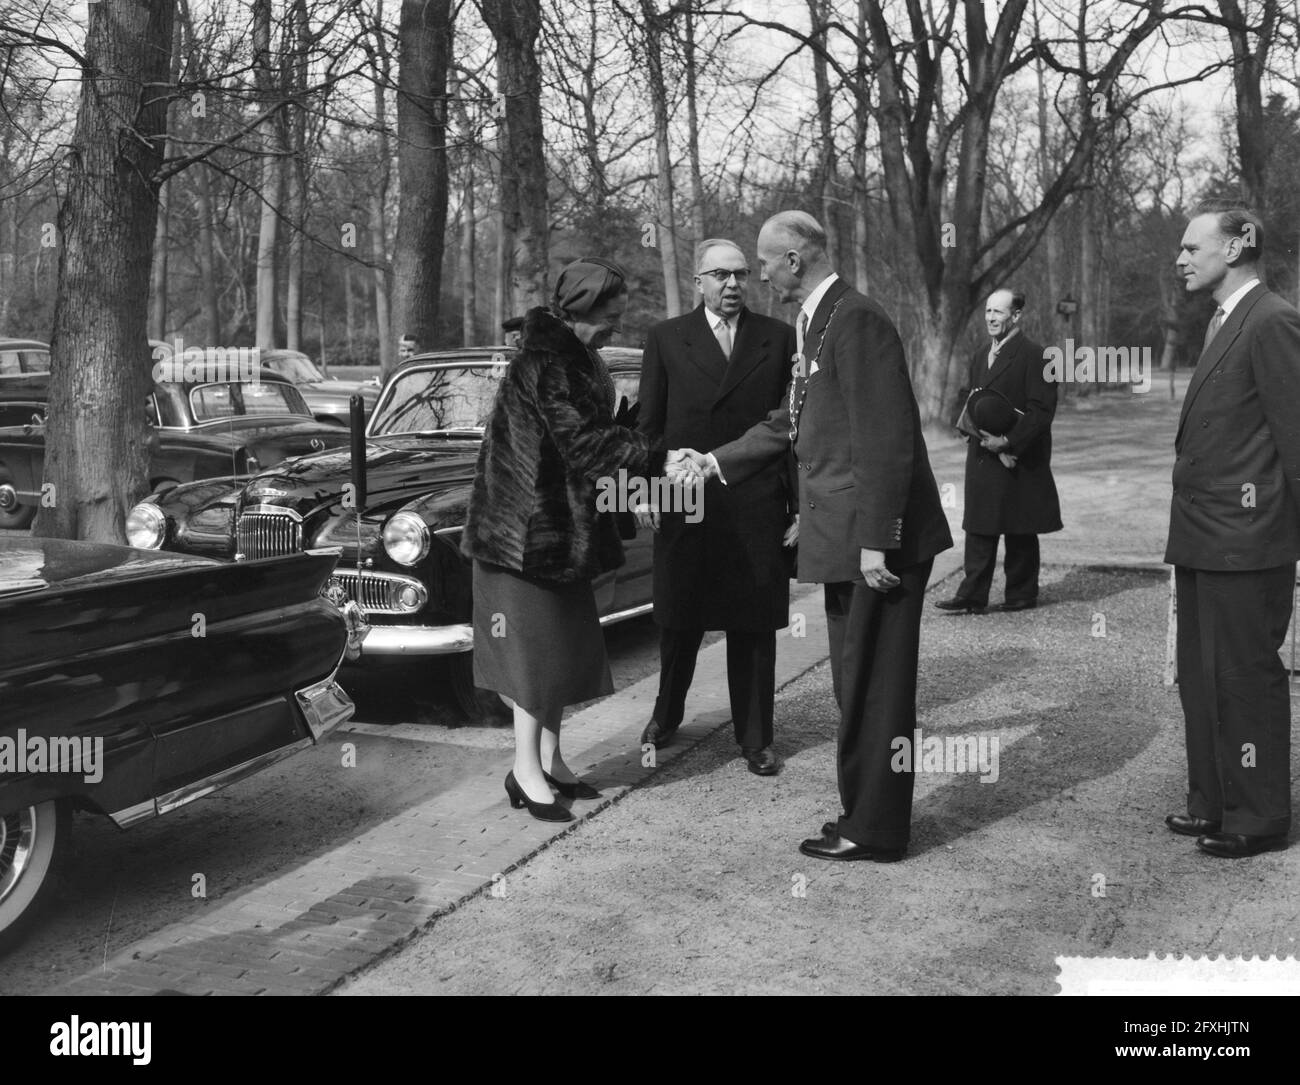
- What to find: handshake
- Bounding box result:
[665,448,718,485]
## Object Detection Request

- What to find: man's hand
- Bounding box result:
[783,514,799,548]
[860,548,900,593]
[634,503,661,531]
[979,429,1010,453]
[997,451,1018,469]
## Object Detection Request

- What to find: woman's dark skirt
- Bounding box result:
[472,559,614,715]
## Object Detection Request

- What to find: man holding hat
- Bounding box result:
[936,288,1061,614]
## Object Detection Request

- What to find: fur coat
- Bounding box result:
[462,306,665,582]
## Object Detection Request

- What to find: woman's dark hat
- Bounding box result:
[552,258,627,319]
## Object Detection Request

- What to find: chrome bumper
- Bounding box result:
[356,622,474,656]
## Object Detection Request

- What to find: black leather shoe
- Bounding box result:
[639,717,678,748]
[543,771,600,800]
[1195,831,1287,858]
[799,831,905,862]
[999,600,1037,612]
[504,771,572,822]
[934,597,986,613]
[1166,813,1221,837]
[743,746,780,776]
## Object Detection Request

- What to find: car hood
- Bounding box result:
[0,535,215,598]
[239,433,481,522]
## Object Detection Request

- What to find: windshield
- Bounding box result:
[188,381,309,422]
[262,353,324,383]
[369,364,505,436]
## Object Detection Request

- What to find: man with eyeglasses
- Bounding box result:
[635,238,798,776]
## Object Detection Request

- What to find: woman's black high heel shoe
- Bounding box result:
[505,771,573,822]
[544,771,601,801]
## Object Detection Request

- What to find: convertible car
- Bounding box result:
[0,369,351,529]
[125,348,655,718]
[0,535,358,952]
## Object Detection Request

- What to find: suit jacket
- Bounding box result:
[961,332,1062,536]
[1165,282,1300,571]
[712,277,952,583]
[638,304,797,629]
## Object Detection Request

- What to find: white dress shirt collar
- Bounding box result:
[1218,277,1261,319]
[799,272,840,328]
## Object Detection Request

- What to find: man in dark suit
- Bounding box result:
[1165,204,1300,858]
[635,239,797,776]
[935,288,1061,614]
[673,211,952,861]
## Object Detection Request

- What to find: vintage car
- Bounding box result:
[245,348,380,426]
[0,534,358,952]
[125,348,655,718]
[0,338,51,377]
[0,369,352,529]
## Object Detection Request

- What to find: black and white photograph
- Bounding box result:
[1,0,1299,1045]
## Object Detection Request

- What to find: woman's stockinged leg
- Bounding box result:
[512,702,555,802]
[539,708,577,784]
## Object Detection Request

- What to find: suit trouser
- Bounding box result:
[824,558,934,848]
[652,627,776,751]
[1175,564,1293,836]
[957,532,1039,605]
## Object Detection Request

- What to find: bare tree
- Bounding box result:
[480,0,549,313]
[390,0,453,374]
[36,0,176,542]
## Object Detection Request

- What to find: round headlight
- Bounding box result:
[383,511,430,566]
[126,502,166,550]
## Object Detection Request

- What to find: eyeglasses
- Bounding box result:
[697,268,751,284]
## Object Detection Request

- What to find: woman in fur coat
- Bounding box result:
[462,258,666,821]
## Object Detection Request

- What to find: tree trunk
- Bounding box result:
[683,5,706,247]
[285,0,309,352]
[253,0,281,349]
[148,153,170,341]
[481,0,549,314]
[344,260,356,360]
[461,174,477,344]
[391,0,452,375]
[36,0,175,543]
[370,2,393,372]
[642,2,682,316]
[809,0,840,269]
[190,163,219,342]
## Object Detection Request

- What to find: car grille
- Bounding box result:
[236,510,302,559]
[328,569,427,614]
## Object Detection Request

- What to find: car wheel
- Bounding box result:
[0,800,71,954]
[448,652,512,723]
[0,466,35,530]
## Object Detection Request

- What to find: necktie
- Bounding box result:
[1202,307,1225,353]
[797,311,809,356]
[988,342,998,369]
[714,317,732,360]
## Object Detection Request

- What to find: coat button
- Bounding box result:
[809,500,816,509]
[1201,420,1209,427]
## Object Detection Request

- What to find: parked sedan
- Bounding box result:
[0,338,51,378]
[0,534,358,952]
[257,348,380,426]
[126,348,654,718]
[0,370,351,529]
